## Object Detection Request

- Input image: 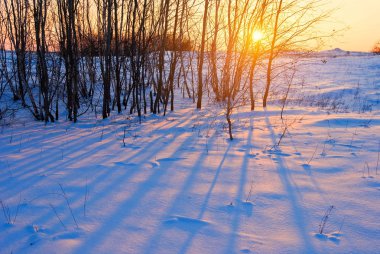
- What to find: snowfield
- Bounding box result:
[1,53,380,253]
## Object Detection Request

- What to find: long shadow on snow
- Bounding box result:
[264,109,316,253]
[0,116,188,250]
[0,129,131,247]
[223,114,255,254]
[0,125,118,195]
[178,142,234,254]
[71,113,199,253]
[142,133,218,253]
[144,115,235,253]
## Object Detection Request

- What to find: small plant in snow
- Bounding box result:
[245,179,255,203]
[49,203,66,230]
[275,125,288,148]
[305,144,319,167]
[376,141,380,175]
[122,126,127,147]
[0,196,21,224]
[83,177,89,217]
[320,142,327,157]
[271,118,298,150]
[318,205,334,234]
[59,184,79,229]
[362,162,372,178]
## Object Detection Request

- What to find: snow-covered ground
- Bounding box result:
[1,53,380,253]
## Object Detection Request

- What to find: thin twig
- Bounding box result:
[306,144,319,166]
[49,203,66,230]
[246,179,255,202]
[84,177,88,217]
[123,127,127,147]
[319,205,334,234]
[12,194,22,224]
[276,126,288,147]
[376,141,380,175]
[59,184,79,228]
[0,200,11,223]
[365,162,371,177]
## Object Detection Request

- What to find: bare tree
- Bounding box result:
[0,5,8,118]
[196,0,209,109]
[208,0,222,102]
[262,0,330,107]
[57,0,80,122]
[4,0,42,119]
[32,0,55,122]
[263,0,283,108]
[0,0,331,125]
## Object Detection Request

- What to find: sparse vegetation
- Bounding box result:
[0,1,379,253]
[0,196,21,225]
[372,41,380,55]
[318,205,334,234]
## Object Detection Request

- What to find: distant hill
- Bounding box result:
[316,48,373,57]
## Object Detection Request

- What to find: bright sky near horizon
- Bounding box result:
[322,0,380,52]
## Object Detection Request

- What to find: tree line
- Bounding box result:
[0,0,327,137]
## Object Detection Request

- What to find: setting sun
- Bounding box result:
[252,30,264,42]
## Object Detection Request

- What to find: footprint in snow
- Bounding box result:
[225,200,254,216]
[145,161,160,168]
[248,152,260,158]
[268,150,291,157]
[164,215,209,230]
[156,157,187,163]
[53,230,84,240]
[27,225,48,246]
[314,232,342,244]
[114,162,138,167]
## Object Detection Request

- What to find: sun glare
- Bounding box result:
[252,30,264,42]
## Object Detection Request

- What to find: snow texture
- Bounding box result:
[1,52,380,253]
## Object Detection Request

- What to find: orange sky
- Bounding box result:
[321,0,380,52]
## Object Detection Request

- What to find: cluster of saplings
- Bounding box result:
[79,33,193,57]
[0,0,327,139]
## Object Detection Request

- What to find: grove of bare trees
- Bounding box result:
[0,0,328,138]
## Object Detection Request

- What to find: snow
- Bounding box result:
[1,54,380,253]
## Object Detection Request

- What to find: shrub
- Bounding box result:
[372,41,380,55]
